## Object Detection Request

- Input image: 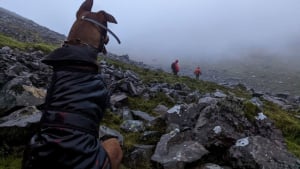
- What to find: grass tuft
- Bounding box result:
[0,33,57,53]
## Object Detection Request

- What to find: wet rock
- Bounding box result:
[151,130,208,169]
[0,106,41,145]
[0,83,45,117]
[199,163,226,169]
[131,110,156,122]
[229,136,300,169]
[0,106,41,127]
[120,120,145,132]
[121,108,134,120]
[99,125,124,145]
[140,131,161,143]
[275,92,290,100]
[213,90,227,98]
[250,97,264,110]
[153,104,168,118]
[110,93,128,108]
[124,144,155,169]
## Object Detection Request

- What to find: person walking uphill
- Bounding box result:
[171,59,180,75]
[194,66,202,80]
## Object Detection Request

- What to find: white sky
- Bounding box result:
[1,0,300,65]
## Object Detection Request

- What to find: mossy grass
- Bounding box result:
[0,146,23,169]
[262,101,300,157]
[0,33,57,53]
[0,156,22,169]
[128,93,173,115]
[243,101,261,122]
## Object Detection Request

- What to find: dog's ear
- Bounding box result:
[76,0,93,19]
[98,11,118,24]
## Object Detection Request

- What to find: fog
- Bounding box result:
[1,0,300,66]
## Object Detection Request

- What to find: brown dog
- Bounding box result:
[67,0,119,54]
[22,1,122,169]
[67,0,123,169]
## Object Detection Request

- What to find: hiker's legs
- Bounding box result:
[101,138,123,169]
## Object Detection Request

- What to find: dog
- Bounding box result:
[22,0,122,169]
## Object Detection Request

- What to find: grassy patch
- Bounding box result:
[101,110,123,132]
[263,101,300,157]
[286,139,300,158]
[0,146,23,169]
[0,33,57,53]
[128,93,173,114]
[243,101,261,122]
[122,132,141,151]
[0,156,22,169]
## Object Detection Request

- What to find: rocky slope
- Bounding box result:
[0,7,65,45]
[0,46,300,169]
[0,7,300,169]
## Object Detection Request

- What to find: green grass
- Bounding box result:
[0,156,22,169]
[0,146,23,169]
[0,33,57,53]
[243,101,261,122]
[242,99,300,158]
[263,101,300,157]
[128,93,173,114]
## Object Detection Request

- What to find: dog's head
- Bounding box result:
[66,0,118,54]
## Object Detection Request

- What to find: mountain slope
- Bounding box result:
[0,7,300,169]
[0,7,65,45]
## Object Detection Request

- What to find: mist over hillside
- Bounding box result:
[145,45,300,96]
[117,36,300,95]
[0,6,299,96]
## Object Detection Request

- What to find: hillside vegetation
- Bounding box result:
[1,31,300,169]
[101,55,300,157]
[0,33,57,53]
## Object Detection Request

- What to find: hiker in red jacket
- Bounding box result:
[194,66,202,80]
[171,59,180,75]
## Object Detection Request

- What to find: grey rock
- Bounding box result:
[152,131,208,169]
[121,108,133,120]
[213,90,227,98]
[125,144,155,169]
[110,93,128,107]
[0,106,41,127]
[131,110,156,122]
[200,163,225,169]
[229,136,300,169]
[99,125,124,145]
[120,120,145,132]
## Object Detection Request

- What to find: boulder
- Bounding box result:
[229,136,300,169]
[151,130,208,169]
[0,106,41,145]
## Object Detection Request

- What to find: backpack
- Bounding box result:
[171,62,175,70]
